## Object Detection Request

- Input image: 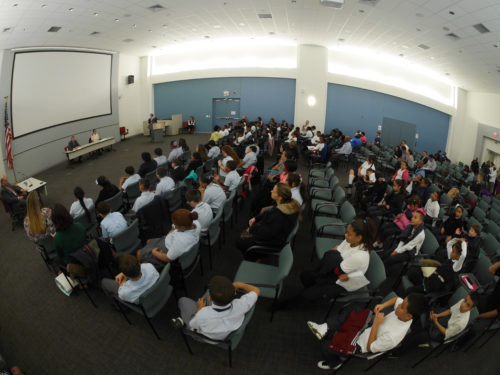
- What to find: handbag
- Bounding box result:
[55,272,78,296]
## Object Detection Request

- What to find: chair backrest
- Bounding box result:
[488,208,500,222]
[223,191,234,221]
[195,165,204,179]
[277,244,294,282]
[365,251,386,291]
[481,233,500,258]
[485,219,500,238]
[286,221,299,244]
[202,207,223,245]
[420,229,439,256]
[324,167,334,180]
[473,207,486,222]
[478,200,490,212]
[448,286,468,306]
[181,150,191,163]
[138,264,172,314]
[74,205,97,231]
[104,191,123,212]
[204,158,216,173]
[113,219,140,254]
[137,196,168,240]
[145,170,158,187]
[333,186,346,204]
[440,194,452,206]
[125,180,141,200]
[473,251,494,286]
[165,187,183,214]
[178,241,200,272]
[329,175,340,189]
[339,201,356,223]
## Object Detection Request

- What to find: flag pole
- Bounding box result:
[4,95,17,182]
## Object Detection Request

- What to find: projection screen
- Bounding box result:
[11,51,112,138]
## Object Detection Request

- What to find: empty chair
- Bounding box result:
[314,201,356,239]
[311,186,346,217]
[124,180,141,208]
[104,191,124,212]
[478,199,490,213]
[309,163,332,179]
[473,207,487,223]
[487,208,500,222]
[309,170,336,190]
[309,176,340,201]
[112,219,142,255]
[163,187,183,216]
[234,244,293,321]
[221,190,236,243]
[174,241,203,295]
[115,264,174,340]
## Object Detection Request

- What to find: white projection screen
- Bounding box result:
[11,51,112,138]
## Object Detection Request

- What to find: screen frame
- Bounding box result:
[10,50,114,139]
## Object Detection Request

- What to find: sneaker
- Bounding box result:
[317,361,343,370]
[418,343,430,348]
[373,241,383,249]
[171,317,185,329]
[307,321,328,340]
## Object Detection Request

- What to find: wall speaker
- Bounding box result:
[127,75,135,84]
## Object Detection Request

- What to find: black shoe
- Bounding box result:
[171,317,185,329]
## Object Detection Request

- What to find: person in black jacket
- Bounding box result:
[436,205,465,243]
[366,179,406,218]
[170,158,185,183]
[185,152,203,174]
[95,176,120,204]
[358,173,387,211]
[237,183,300,260]
[138,152,157,178]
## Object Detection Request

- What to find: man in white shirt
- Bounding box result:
[155,167,175,197]
[423,155,437,172]
[153,147,167,166]
[132,179,155,213]
[334,137,352,155]
[241,146,257,169]
[429,292,478,342]
[97,202,128,242]
[101,254,159,304]
[172,276,260,340]
[168,141,184,163]
[119,166,141,191]
[309,293,426,370]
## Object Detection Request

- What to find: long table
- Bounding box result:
[65,137,115,160]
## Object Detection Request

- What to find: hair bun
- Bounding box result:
[190,211,199,220]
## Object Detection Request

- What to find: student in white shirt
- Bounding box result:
[153,147,167,166]
[310,131,321,145]
[287,173,304,206]
[155,167,175,197]
[383,211,426,267]
[309,293,426,370]
[168,141,184,163]
[132,179,155,213]
[207,141,220,159]
[97,201,128,242]
[218,145,240,178]
[70,186,94,219]
[199,174,226,212]
[348,156,376,188]
[173,276,260,340]
[101,254,159,304]
[119,166,141,191]
[215,160,240,193]
[138,209,201,269]
[489,166,497,193]
[240,146,257,169]
[245,141,260,155]
[429,292,478,342]
[186,189,213,232]
[424,191,440,224]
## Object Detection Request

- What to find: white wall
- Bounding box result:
[118,54,143,136]
[0,49,6,178]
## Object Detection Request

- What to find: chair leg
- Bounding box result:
[115,300,132,325]
[478,328,499,349]
[228,346,233,368]
[270,288,279,322]
[323,298,337,323]
[364,354,385,371]
[180,330,194,354]
[77,278,97,308]
[411,343,442,368]
[207,242,213,271]
[141,305,161,340]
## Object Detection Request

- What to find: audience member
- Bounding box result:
[170,158,186,183]
[186,189,213,232]
[199,174,226,212]
[51,203,86,265]
[153,148,167,166]
[155,167,175,197]
[24,191,55,244]
[95,176,120,204]
[119,166,141,191]
[207,140,220,159]
[1,175,27,215]
[138,152,157,178]
[69,186,94,220]
[132,179,155,213]
[97,202,127,242]
[167,141,184,163]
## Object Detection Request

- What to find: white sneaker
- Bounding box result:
[317,361,343,370]
[307,321,328,340]
[373,241,383,249]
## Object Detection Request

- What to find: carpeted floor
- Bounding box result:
[0,133,498,375]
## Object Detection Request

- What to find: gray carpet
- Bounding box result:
[0,133,498,375]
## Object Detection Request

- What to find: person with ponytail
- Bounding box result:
[218,145,241,178]
[137,209,201,270]
[287,172,306,206]
[280,218,377,308]
[69,186,94,220]
[24,191,55,244]
[237,183,301,260]
[95,175,120,204]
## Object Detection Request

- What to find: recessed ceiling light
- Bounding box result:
[445,72,450,75]
[68,8,74,11]
[449,11,455,15]
[152,45,157,48]
[338,38,345,42]
[204,35,210,39]
[41,4,47,8]
[12,3,18,7]
[239,23,245,26]
[148,29,152,32]
[269,31,275,35]
[114,18,119,22]
[416,28,421,32]
[494,44,498,48]
[399,53,404,57]
[93,12,99,16]
[214,25,221,29]
[359,9,365,13]
[132,24,136,28]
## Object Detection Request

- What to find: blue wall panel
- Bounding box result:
[325,83,451,153]
[154,77,296,133]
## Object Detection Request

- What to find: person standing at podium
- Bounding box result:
[148,113,157,134]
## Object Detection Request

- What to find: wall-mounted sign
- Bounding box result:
[223,90,229,97]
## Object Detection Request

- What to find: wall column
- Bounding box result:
[294,44,328,132]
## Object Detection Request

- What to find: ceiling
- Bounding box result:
[1,0,500,93]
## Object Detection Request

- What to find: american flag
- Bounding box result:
[4,98,13,169]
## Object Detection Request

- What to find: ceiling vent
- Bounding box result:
[3,27,11,33]
[148,4,165,12]
[446,32,460,41]
[473,23,490,34]
[320,0,344,8]
[258,13,272,19]
[90,31,100,36]
[358,0,380,6]
[418,43,430,50]
[123,38,134,43]
[48,26,61,32]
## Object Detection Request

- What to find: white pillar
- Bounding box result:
[294,45,328,132]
